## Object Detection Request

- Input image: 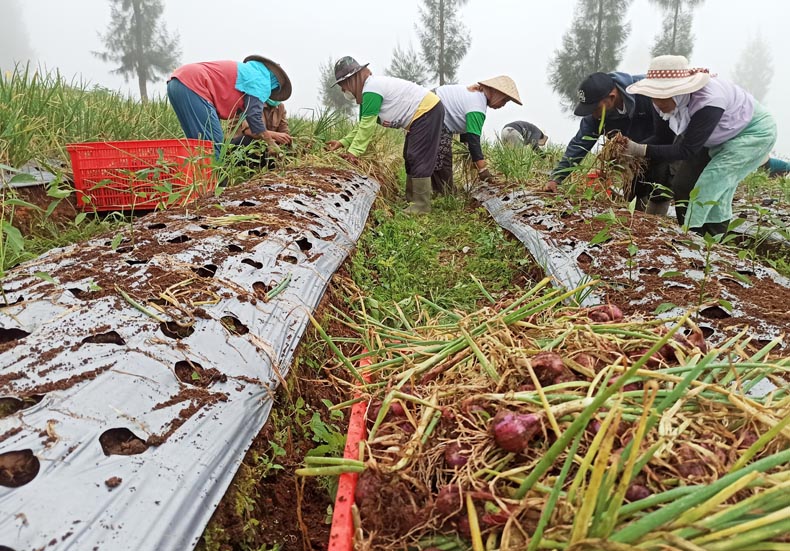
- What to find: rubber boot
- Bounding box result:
[405,176,414,203]
[645,199,670,216]
[404,177,432,214]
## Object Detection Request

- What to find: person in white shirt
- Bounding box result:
[326,56,445,214]
[433,76,522,194]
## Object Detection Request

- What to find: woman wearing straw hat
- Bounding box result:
[167,55,292,157]
[623,55,777,237]
[433,76,522,194]
[326,56,445,214]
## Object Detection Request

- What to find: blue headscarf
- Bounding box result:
[236,61,280,103]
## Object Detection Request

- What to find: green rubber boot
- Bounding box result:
[405,176,414,203]
[404,177,431,214]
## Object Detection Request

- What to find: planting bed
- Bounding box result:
[475,185,790,347]
[0,168,378,550]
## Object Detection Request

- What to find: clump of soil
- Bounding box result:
[105,476,123,489]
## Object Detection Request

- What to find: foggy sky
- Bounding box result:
[6,0,787,154]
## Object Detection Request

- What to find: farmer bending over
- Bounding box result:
[326,56,445,214]
[545,72,661,209]
[167,55,292,158]
[623,55,777,238]
[501,121,548,152]
[433,76,523,194]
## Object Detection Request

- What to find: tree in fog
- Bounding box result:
[318,57,355,117]
[94,0,180,102]
[0,0,33,70]
[649,0,704,58]
[548,0,633,112]
[385,44,429,85]
[733,34,773,102]
[416,0,470,86]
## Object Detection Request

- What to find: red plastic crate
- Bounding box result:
[66,139,215,211]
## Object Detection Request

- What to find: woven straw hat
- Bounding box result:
[243,55,292,101]
[626,55,711,99]
[479,76,522,105]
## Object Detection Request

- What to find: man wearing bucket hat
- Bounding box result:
[623,55,777,237]
[167,55,292,157]
[326,56,445,214]
[433,76,522,193]
[545,71,657,195]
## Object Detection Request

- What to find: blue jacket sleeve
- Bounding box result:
[551,116,599,183]
[243,95,267,135]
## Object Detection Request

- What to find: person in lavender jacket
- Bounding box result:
[623,55,777,237]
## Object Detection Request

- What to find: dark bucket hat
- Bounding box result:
[333,56,369,86]
[243,55,292,101]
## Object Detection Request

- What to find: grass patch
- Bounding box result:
[351,194,534,313]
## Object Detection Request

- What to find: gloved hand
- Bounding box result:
[625,139,647,158]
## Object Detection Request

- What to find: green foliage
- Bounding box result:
[385,44,429,85]
[0,64,181,167]
[548,0,634,112]
[93,0,180,102]
[648,0,704,58]
[416,0,470,86]
[352,198,532,315]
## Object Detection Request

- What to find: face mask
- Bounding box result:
[265,99,281,107]
[343,90,355,102]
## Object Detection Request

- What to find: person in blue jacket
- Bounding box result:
[545,72,663,207]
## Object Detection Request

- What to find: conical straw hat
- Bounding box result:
[479,76,522,105]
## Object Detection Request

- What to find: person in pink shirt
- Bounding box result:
[167,55,291,157]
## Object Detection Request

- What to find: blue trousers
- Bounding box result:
[167,78,223,157]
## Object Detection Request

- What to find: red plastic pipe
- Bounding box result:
[327,355,371,551]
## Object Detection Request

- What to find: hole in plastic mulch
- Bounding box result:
[0,546,18,551]
[640,267,660,275]
[159,321,195,340]
[68,288,85,298]
[699,325,716,339]
[239,200,258,207]
[0,395,44,419]
[0,450,40,487]
[228,244,244,253]
[241,258,263,270]
[99,428,149,456]
[81,331,126,346]
[116,246,133,255]
[220,315,249,336]
[339,193,351,202]
[0,328,29,345]
[252,281,272,300]
[0,294,23,307]
[167,235,191,244]
[193,264,218,278]
[174,360,227,387]
[147,223,167,230]
[125,259,148,266]
[700,306,732,320]
[296,237,313,252]
[279,255,299,265]
[248,229,265,237]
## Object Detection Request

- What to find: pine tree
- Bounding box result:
[733,34,773,102]
[649,0,704,58]
[385,44,429,86]
[416,0,471,86]
[93,0,180,102]
[548,0,634,112]
[318,57,355,118]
